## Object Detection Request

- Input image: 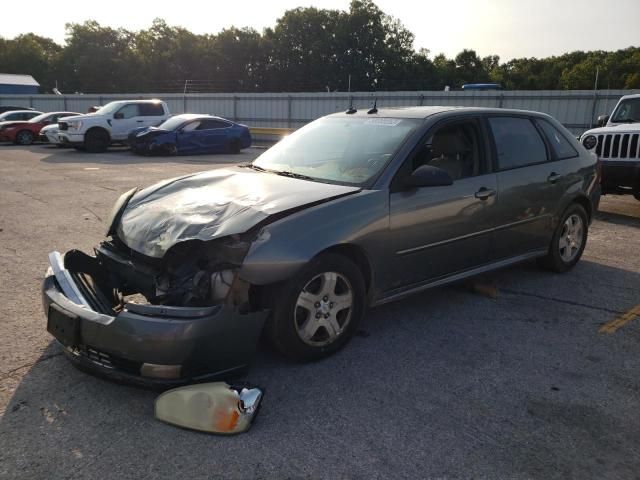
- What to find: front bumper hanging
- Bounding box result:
[42,250,268,387]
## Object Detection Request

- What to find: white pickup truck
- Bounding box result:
[58,99,170,153]
[580,93,640,200]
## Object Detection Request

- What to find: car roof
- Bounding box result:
[326,106,551,119]
[0,110,41,115]
[619,93,640,101]
[169,114,231,121]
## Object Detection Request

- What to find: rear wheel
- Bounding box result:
[266,253,365,361]
[538,203,588,273]
[15,130,34,145]
[85,129,109,153]
[227,138,241,154]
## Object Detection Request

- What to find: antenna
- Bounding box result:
[367,98,378,114]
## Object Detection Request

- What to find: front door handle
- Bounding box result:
[136,120,144,123]
[475,187,496,200]
[547,172,562,183]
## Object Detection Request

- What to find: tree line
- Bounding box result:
[1,0,638,94]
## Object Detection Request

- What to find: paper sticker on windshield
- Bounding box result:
[364,118,402,126]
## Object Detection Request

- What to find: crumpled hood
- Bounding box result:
[117,167,360,258]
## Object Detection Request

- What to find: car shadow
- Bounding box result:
[595,210,640,229]
[2,259,640,478]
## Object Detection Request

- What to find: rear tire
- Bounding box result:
[538,203,588,273]
[266,253,365,362]
[228,138,241,154]
[15,130,34,145]
[85,129,109,153]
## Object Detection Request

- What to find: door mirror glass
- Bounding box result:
[597,114,609,127]
[155,382,263,435]
[404,165,453,188]
[113,112,124,120]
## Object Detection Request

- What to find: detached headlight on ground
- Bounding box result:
[155,382,264,434]
[582,135,597,150]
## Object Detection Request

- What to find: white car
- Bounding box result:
[39,114,82,146]
[58,100,171,153]
[580,94,640,200]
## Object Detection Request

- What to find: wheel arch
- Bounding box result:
[570,194,593,223]
[86,126,111,140]
[315,243,374,296]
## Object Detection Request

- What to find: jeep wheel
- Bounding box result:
[85,129,110,153]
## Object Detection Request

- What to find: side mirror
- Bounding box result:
[404,165,453,189]
[596,114,609,127]
[114,112,124,120]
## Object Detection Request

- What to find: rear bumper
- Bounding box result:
[600,159,640,193]
[42,251,268,387]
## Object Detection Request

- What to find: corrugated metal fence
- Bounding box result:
[1,90,637,134]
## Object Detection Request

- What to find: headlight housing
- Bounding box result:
[106,187,138,236]
[582,135,597,150]
[67,121,82,131]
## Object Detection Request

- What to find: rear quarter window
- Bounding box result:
[488,117,548,170]
[537,119,578,159]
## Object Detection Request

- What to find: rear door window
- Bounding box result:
[537,119,578,159]
[488,117,548,170]
[197,120,231,130]
[139,103,165,116]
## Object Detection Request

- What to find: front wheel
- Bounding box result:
[538,203,588,273]
[266,253,365,361]
[85,129,110,153]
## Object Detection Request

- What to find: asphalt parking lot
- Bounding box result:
[0,143,639,480]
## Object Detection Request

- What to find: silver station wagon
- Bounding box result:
[43,106,600,385]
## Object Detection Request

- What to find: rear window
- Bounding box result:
[488,117,548,170]
[537,120,578,159]
[139,103,165,116]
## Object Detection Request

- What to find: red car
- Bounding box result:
[0,111,80,145]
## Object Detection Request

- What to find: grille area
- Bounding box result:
[596,133,640,159]
[76,346,143,374]
[70,271,116,315]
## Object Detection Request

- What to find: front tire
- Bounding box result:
[266,253,365,361]
[228,138,241,154]
[15,130,34,145]
[538,203,588,273]
[85,129,110,153]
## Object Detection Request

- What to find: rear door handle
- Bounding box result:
[136,120,144,123]
[475,187,496,200]
[547,172,562,183]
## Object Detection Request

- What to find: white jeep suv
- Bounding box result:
[58,100,170,153]
[580,93,640,200]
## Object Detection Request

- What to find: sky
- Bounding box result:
[3,0,639,61]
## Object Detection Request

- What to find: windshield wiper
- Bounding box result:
[274,170,315,181]
[241,163,267,172]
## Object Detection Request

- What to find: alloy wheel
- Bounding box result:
[294,272,354,347]
[558,213,584,262]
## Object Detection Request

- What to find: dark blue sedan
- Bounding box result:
[129,114,251,155]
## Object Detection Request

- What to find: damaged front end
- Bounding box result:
[42,232,268,386]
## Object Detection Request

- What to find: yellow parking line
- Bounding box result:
[599,304,640,334]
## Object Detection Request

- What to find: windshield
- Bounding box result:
[95,102,124,116]
[158,116,190,131]
[253,116,420,185]
[611,98,640,123]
